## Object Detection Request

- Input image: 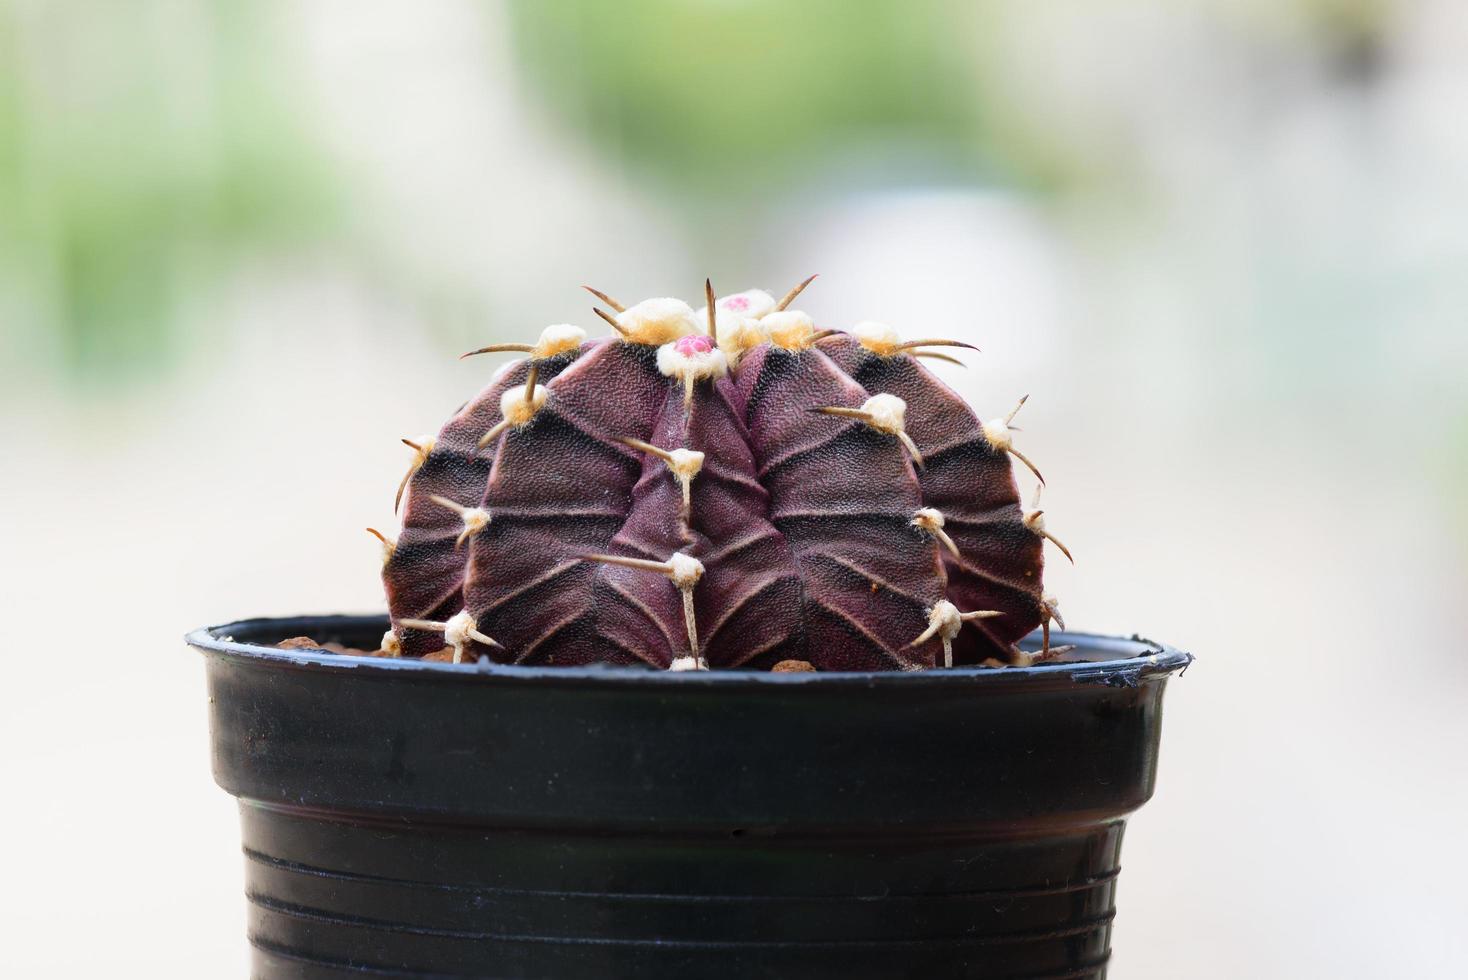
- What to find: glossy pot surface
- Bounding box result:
[190,615,1191,979]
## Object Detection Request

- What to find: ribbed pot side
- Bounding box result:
[190,615,1191,980]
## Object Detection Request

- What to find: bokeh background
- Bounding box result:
[3,1,1466,976]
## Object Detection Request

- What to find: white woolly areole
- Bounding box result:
[411,435,436,459]
[667,447,705,480]
[656,340,728,384]
[380,629,402,657]
[712,312,768,357]
[927,600,964,641]
[667,552,705,589]
[616,298,699,345]
[854,320,902,356]
[1023,507,1047,533]
[443,610,477,652]
[533,323,585,359]
[911,506,945,530]
[717,288,776,319]
[981,416,1013,450]
[460,506,491,535]
[763,310,816,350]
[499,383,549,426]
[860,393,909,435]
[668,655,702,672]
[695,289,776,343]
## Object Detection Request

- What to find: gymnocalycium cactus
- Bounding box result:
[373,277,1071,671]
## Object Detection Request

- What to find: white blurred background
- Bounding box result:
[2,1,1466,976]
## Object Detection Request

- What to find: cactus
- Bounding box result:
[375,278,1071,671]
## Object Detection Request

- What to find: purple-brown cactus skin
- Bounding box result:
[818,334,1046,665]
[464,341,675,666]
[380,280,1065,670]
[735,342,943,670]
[385,338,589,657]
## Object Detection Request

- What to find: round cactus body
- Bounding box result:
[381,280,1061,671]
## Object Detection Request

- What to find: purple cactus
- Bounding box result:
[377,279,1068,670]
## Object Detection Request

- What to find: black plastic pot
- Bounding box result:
[189,615,1191,979]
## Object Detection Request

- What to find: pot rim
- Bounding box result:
[187,614,1192,690]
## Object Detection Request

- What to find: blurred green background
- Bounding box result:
[2,1,1464,977]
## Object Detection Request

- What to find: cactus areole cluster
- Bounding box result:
[375,277,1073,672]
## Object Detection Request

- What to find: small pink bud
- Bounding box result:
[674,334,715,356]
[723,296,750,312]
